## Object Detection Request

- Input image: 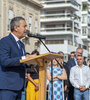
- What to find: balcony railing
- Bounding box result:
[42,3,79,11]
[82,0,90,2]
[41,29,80,36]
[41,27,71,31]
[41,16,79,24]
[41,0,80,8]
[41,13,71,17]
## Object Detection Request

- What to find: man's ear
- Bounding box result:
[14,26,18,32]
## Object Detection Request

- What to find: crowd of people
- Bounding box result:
[46,48,90,100]
[25,48,90,100]
[0,16,90,100]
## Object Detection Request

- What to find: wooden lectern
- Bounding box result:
[20,52,63,100]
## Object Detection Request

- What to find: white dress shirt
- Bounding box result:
[70,64,90,89]
[11,33,25,59]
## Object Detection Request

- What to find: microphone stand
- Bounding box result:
[39,39,50,52]
[39,39,53,100]
[39,39,63,68]
[39,39,63,100]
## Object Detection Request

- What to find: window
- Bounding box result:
[82,4,88,11]
[35,19,38,33]
[83,45,87,50]
[45,40,64,44]
[75,42,78,47]
[78,44,81,48]
[29,16,32,32]
[82,28,87,36]
[88,47,90,55]
[82,16,87,24]
[68,40,72,45]
[88,16,90,25]
[8,9,13,30]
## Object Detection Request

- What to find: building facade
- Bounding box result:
[0,0,42,53]
[81,0,90,58]
[40,0,89,61]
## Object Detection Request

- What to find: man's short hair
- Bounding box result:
[71,51,75,54]
[10,16,25,32]
[76,47,83,52]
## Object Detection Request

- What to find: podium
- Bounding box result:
[20,52,63,100]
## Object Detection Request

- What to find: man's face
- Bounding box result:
[70,53,74,59]
[77,56,83,67]
[89,60,90,63]
[15,20,28,39]
[76,49,83,57]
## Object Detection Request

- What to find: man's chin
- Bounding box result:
[23,33,27,37]
[19,35,26,39]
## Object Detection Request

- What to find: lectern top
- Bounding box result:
[20,52,63,65]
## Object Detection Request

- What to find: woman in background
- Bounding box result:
[26,49,39,100]
[47,59,67,100]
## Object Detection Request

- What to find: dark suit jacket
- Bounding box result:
[67,58,76,75]
[0,33,26,91]
[62,62,69,89]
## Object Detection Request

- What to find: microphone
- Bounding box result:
[26,30,46,39]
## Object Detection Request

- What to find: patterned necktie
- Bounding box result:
[17,40,23,56]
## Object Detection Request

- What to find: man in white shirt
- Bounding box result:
[70,55,90,100]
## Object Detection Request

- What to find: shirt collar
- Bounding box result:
[74,57,76,61]
[11,33,19,42]
[77,64,85,68]
[74,57,77,65]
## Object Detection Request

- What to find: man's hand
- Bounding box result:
[53,76,57,79]
[26,54,36,59]
[64,85,67,91]
[25,73,28,78]
[79,86,87,91]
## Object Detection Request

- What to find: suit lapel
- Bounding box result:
[8,33,21,55]
[72,58,76,66]
[9,33,26,56]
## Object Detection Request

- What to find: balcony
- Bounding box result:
[81,27,90,41]
[40,29,79,37]
[41,15,79,24]
[82,36,90,41]
[82,0,90,4]
[27,0,43,7]
[41,17,70,22]
[41,13,71,17]
[42,3,79,11]
[82,10,90,15]
[41,0,80,6]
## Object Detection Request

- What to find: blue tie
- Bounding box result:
[17,40,23,56]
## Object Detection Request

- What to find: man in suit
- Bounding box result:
[70,51,75,59]
[0,17,31,100]
[67,47,87,100]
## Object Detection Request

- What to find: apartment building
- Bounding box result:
[40,0,89,61]
[0,0,42,53]
[81,0,90,58]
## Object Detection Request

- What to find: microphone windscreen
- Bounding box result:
[26,30,30,36]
